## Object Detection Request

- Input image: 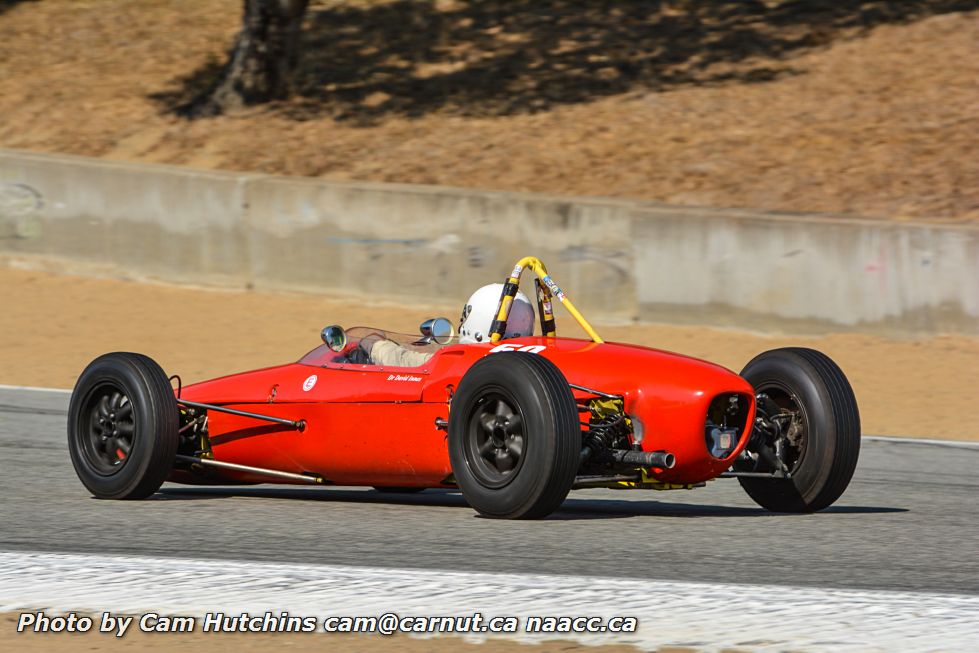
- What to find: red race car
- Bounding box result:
[67,257,860,519]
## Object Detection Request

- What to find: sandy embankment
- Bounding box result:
[0,2,976,221]
[1,265,976,440]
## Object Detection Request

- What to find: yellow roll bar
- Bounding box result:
[489,256,604,343]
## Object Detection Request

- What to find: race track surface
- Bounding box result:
[2,387,977,596]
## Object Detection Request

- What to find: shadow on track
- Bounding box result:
[820,505,909,514]
[153,0,979,123]
[158,486,906,520]
[555,498,907,519]
[159,486,471,509]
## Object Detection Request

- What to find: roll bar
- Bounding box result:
[489,256,604,343]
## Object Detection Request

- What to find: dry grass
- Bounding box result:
[0,0,976,220]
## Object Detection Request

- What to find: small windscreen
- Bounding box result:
[298,326,455,367]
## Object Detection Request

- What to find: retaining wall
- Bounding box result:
[1,148,976,335]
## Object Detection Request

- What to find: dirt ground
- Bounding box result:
[0,0,976,221]
[1,265,976,440]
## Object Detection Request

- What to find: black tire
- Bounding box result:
[67,352,179,500]
[738,347,860,512]
[373,487,425,494]
[448,352,580,519]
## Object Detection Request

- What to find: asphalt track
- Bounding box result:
[2,387,978,596]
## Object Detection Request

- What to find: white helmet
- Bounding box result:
[459,283,535,344]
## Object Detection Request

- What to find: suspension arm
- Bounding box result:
[176,399,306,431]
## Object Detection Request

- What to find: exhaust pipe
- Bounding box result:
[580,447,676,469]
[610,449,676,469]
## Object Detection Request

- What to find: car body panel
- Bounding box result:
[174,335,755,488]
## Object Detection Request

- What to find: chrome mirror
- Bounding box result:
[419,317,455,345]
[321,325,347,352]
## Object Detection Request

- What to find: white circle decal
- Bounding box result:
[302,375,318,392]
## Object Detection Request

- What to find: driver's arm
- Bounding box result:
[360,335,434,368]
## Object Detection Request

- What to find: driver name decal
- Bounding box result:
[302,374,318,391]
[387,374,422,382]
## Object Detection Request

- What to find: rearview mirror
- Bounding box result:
[419,317,455,345]
[321,325,347,352]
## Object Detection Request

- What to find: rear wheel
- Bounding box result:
[449,352,579,519]
[737,347,860,512]
[68,352,178,499]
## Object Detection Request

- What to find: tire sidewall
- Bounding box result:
[742,354,837,504]
[449,354,565,518]
[68,354,176,499]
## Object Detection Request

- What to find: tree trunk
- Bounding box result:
[191,0,309,116]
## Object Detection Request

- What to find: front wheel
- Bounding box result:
[737,347,860,512]
[448,352,580,519]
[67,352,179,499]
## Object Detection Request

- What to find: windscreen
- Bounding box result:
[298,326,455,367]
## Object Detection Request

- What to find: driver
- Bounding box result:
[360,284,536,367]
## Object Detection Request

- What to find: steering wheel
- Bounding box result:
[333,344,373,365]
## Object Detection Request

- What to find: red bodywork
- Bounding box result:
[174,337,756,489]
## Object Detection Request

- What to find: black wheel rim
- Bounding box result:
[78,382,136,475]
[464,390,526,489]
[756,382,809,474]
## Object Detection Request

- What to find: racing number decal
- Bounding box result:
[489,344,547,354]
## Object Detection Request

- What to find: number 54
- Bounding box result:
[489,343,547,354]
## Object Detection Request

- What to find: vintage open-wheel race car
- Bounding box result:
[67,256,860,519]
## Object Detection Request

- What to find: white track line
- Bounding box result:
[863,435,979,450]
[0,552,976,652]
[0,384,70,393]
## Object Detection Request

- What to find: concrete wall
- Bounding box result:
[1,148,976,335]
[0,151,257,286]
